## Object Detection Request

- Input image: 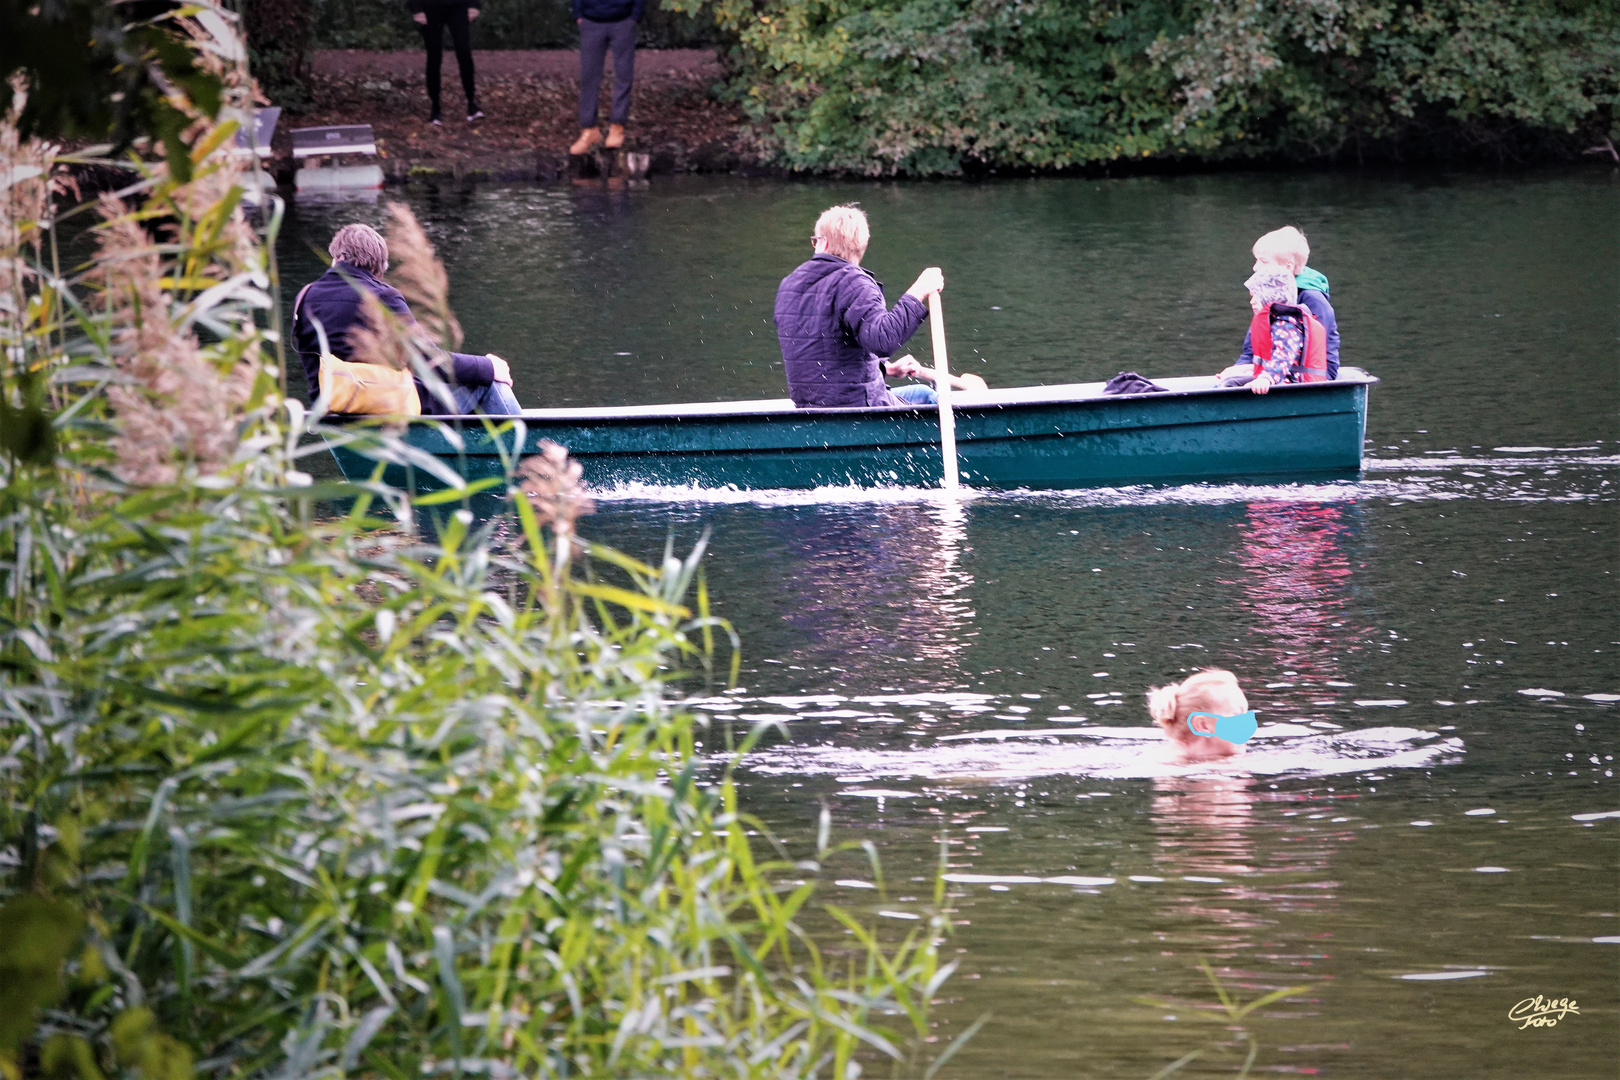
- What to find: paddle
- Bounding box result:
[927,291,961,490]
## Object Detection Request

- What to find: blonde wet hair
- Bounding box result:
[1252,226,1310,274]
[1147,669,1249,741]
[814,204,870,262]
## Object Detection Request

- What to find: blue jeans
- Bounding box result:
[892,383,938,405]
[450,381,523,416]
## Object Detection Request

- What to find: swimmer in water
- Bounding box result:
[1147,668,1251,762]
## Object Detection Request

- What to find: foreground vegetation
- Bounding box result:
[0,5,956,1078]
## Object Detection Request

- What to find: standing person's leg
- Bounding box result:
[442,6,479,119]
[603,18,636,147]
[571,20,609,153]
[420,9,446,122]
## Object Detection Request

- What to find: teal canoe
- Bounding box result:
[326,369,1377,493]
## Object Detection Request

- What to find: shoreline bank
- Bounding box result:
[269,48,751,184]
[261,49,1619,187]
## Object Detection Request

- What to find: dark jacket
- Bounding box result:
[572,0,644,22]
[292,262,493,415]
[1239,285,1340,380]
[774,253,928,408]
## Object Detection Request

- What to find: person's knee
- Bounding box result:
[485,383,523,415]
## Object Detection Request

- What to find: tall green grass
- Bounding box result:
[0,5,952,1078]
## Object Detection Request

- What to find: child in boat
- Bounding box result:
[1228,269,1329,394]
[1148,669,1252,762]
[1237,226,1340,380]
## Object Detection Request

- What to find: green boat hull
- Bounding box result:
[327,371,1376,493]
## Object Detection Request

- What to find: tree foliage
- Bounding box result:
[0,0,232,181]
[667,0,1619,175]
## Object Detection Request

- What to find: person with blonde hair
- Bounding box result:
[293,223,521,416]
[1231,225,1341,381]
[774,204,945,408]
[1147,668,1253,762]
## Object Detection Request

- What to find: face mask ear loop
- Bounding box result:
[1186,712,1219,738]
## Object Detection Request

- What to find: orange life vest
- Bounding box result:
[1249,305,1328,383]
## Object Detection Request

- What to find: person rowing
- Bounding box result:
[774,203,948,408]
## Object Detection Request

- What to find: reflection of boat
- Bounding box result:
[762,501,976,686]
[328,370,1377,492]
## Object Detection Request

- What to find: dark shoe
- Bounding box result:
[430,109,443,126]
[467,107,485,122]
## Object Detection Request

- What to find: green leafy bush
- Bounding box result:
[1,6,951,1078]
[668,0,1619,175]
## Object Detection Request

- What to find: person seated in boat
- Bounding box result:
[292,223,521,416]
[775,203,945,408]
[1147,668,1254,763]
[1221,225,1340,384]
[886,355,988,393]
[1223,269,1328,395]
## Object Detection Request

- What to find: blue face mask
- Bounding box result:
[1186,711,1258,745]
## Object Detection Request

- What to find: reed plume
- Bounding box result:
[347,203,461,392]
[518,441,594,550]
[384,202,463,351]
[95,6,268,486]
[0,77,57,326]
[346,289,414,372]
[98,197,245,486]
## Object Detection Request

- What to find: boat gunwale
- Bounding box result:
[322,369,1379,429]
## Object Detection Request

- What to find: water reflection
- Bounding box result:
[1151,775,1348,948]
[1152,775,1259,885]
[1229,501,1363,718]
[767,500,976,685]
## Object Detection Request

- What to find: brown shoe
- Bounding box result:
[569,128,603,155]
[604,124,626,149]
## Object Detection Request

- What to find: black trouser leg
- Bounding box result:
[441,7,478,112]
[418,14,444,116]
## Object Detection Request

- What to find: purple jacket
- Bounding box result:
[293,263,493,415]
[774,253,928,408]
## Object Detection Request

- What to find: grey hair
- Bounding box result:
[328,223,389,275]
[814,204,870,262]
[1244,268,1297,308]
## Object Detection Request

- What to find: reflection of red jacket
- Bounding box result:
[1249,305,1328,382]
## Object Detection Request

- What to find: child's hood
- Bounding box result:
[1295,266,1332,298]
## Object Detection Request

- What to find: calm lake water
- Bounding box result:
[279,170,1617,1078]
